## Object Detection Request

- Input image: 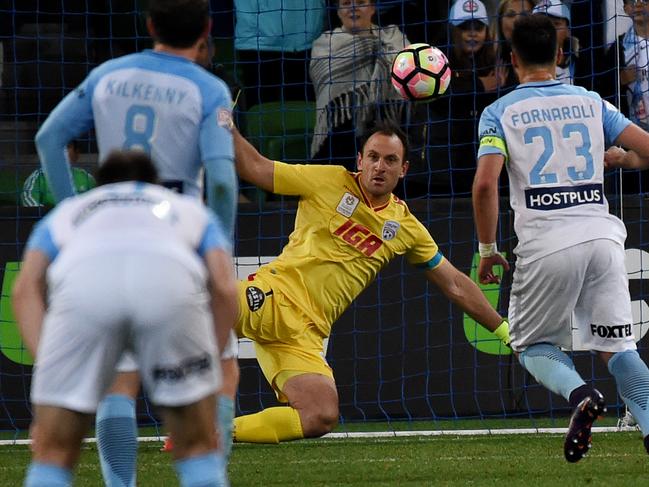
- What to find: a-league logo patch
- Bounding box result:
[217,108,233,129]
[246,286,265,312]
[382,220,400,241]
[336,192,360,218]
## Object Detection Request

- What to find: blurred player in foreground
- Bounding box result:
[473,14,649,462]
[33,0,239,482]
[12,151,238,487]
[229,121,511,443]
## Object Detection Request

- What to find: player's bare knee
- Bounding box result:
[299,399,339,437]
[316,403,339,434]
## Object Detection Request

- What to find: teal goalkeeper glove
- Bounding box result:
[493,319,510,347]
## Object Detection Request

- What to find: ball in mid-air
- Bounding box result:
[391,43,451,102]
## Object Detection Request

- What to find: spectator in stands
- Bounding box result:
[234,0,325,109]
[423,0,501,196]
[609,0,649,130]
[532,0,579,84]
[22,140,95,207]
[377,0,449,49]
[309,0,409,169]
[494,0,534,91]
[600,0,649,194]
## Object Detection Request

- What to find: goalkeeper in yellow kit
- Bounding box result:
[232,121,510,443]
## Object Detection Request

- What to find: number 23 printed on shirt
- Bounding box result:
[525,122,594,185]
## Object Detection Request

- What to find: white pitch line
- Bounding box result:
[0,427,639,447]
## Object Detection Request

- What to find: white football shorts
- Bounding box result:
[508,238,636,353]
[31,252,221,413]
[116,330,238,372]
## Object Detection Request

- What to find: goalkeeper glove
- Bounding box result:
[493,319,510,347]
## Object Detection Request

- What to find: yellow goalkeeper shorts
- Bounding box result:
[235,276,333,402]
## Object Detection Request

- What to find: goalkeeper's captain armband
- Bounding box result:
[493,319,510,347]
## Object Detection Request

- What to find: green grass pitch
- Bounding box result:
[1,431,648,486]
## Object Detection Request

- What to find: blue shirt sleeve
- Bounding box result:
[601,99,632,147]
[200,84,237,241]
[197,210,232,257]
[34,77,96,203]
[25,216,59,261]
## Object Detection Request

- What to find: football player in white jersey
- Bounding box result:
[33,1,239,485]
[13,151,237,487]
[473,14,649,462]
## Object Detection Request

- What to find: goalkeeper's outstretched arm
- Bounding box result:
[425,259,509,346]
[232,126,275,192]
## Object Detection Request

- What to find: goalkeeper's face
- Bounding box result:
[357,133,409,200]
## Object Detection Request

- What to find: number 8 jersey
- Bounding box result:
[477,80,630,265]
[37,50,233,200]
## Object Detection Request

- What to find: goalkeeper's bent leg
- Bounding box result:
[608,350,649,436]
[233,407,304,443]
[96,394,137,487]
[518,343,586,401]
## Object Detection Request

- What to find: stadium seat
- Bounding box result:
[241,101,316,203]
[243,101,316,163]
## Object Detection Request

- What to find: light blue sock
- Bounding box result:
[25,462,72,487]
[608,350,649,436]
[218,395,235,460]
[519,343,586,401]
[174,451,228,487]
[96,394,137,487]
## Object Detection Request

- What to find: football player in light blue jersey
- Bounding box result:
[473,14,649,462]
[34,1,239,486]
[14,151,237,487]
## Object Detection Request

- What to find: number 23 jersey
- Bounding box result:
[478,80,630,265]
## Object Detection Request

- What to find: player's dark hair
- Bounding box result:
[96,150,159,186]
[148,0,209,48]
[511,14,557,67]
[360,121,410,162]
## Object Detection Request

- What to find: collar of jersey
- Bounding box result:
[354,172,392,212]
[515,80,562,89]
[143,49,194,64]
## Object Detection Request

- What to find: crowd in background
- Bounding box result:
[226,0,648,198]
[0,0,647,199]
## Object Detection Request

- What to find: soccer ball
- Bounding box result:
[391,43,451,102]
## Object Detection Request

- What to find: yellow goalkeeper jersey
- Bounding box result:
[253,162,444,337]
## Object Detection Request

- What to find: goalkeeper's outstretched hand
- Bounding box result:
[493,319,510,348]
